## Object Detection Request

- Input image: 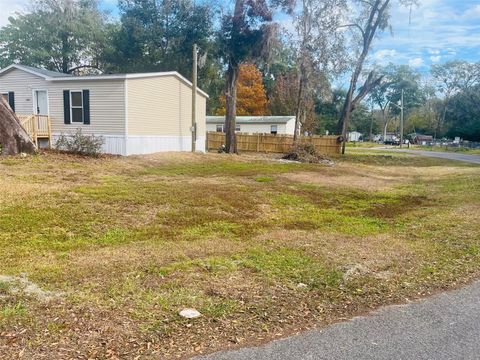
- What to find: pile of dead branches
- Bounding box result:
[283,143,332,164]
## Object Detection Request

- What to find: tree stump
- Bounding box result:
[0,98,36,155]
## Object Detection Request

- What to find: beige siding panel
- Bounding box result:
[195,87,207,139]
[0,68,48,114]
[127,76,207,137]
[49,80,125,135]
[0,68,126,136]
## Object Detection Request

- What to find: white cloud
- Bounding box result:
[373,0,480,66]
[409,58,424,68]
[430,55,441,63]
[462,4,480,19]
[373,49,398,64]
[0,0,28,27]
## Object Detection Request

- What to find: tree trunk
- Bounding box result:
[225,62,239,153]
[294,0,310,143]
[61,31,69,74]
[294,70,305,142]
[382,107,388,141]
[337,0,390,154]
[0,100,36,156]
[339,74,357,154]
[369,113,374,141]
[436,97,448,139]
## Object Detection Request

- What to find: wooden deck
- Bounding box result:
[17,114,52,148]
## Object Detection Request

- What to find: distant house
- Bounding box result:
[348,131,363,142]
[207,116,296,135]
[413,134,434,144]
[0,64,208,155]
[384,132,400,144]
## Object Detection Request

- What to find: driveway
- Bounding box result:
[196,281,480,360]
[390,149,480,165]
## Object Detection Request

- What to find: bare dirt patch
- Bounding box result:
[279,166,407,191]
[254,229,414,270]
[0,274,62,301]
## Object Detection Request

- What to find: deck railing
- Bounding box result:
[17,114,52,148]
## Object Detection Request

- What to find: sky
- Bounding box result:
[1,0,479,74]
[372,0,480,72]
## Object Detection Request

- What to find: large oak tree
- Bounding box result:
[218,0,277,153]
[337,0,418,153]
[0,0,108,74]
[0,99,36,156]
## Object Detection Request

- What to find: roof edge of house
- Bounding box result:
[0,64,209,98]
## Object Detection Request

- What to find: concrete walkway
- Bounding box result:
[197,281,480,360]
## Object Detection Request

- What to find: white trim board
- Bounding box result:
[0,64,209,98]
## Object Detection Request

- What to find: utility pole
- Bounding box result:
[191,43,198,152]
[369,101,374,142]
[400,89,404,148]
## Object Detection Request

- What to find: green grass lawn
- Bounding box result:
[0,151,479,358]
[413,145,480,155]
[346,141,386,148]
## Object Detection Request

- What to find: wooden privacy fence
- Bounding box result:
[207,132,342,155]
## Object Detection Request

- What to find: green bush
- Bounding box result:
[55,128,104,156]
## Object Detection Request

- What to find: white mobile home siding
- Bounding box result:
[236,123,289,134]
[285,118,296,135]
[206,118,295,136]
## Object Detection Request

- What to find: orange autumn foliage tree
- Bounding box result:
[216,63,269,116]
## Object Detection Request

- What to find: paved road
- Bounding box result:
[197,281,480,360]
[390,149,480,165]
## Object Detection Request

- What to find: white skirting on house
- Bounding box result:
[52,134,127,155]
[126,135,206,155]
[51,134,206,156]
[196,136,206,153]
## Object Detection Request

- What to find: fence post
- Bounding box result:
[47,116,52,149]
[32,115,38,147]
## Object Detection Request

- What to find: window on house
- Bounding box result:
[235,124,241,132]
[216,124,224,132]
[70,91,84,123]
[1,93,8,103]
[271,125,278,134]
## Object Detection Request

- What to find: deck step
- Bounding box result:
[17,114,52,148]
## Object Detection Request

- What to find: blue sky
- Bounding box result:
[372,0,480,72]
[1,0,479,73]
